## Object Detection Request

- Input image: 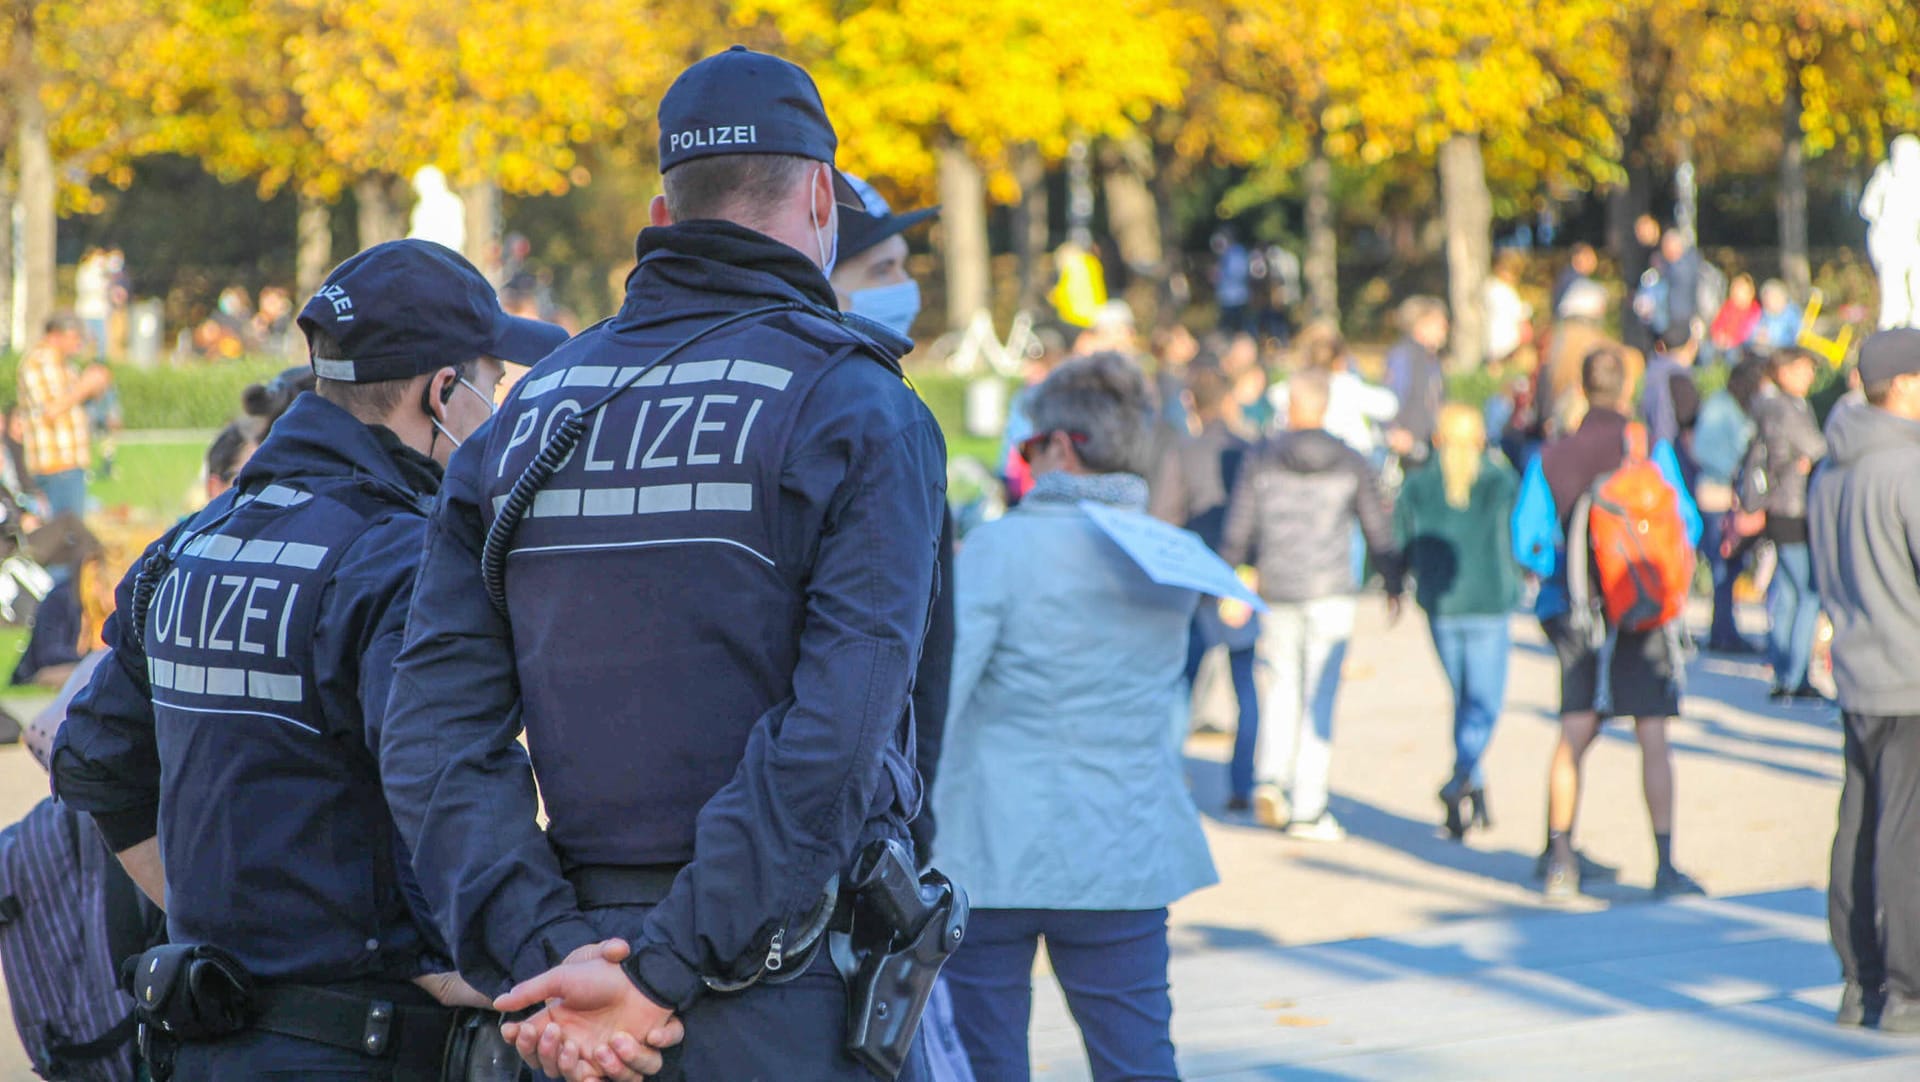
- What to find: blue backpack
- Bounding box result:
[0,797,154,1081]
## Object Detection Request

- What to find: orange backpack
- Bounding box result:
[1573,424,1696,633]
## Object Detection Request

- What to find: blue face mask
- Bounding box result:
[849,279,922,339]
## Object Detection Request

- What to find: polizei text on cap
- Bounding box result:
[669,126,758,153]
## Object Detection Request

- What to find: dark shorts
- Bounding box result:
[1542,615,1684,720]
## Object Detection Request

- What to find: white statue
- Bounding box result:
[1862,134,1920,330]
[407,166,467,254]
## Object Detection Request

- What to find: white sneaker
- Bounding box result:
[1252,784,1290,830]
[1285,813,1346,842]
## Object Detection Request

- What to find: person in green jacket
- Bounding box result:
[1393,403,1522,840]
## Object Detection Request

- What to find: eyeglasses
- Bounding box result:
[1018,430,1089,465]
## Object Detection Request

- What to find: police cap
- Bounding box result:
[837,174,939,263]
[658,45,862,206]
[298,239,568,383]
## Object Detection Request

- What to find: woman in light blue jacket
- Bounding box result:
[936,352,1218,1082]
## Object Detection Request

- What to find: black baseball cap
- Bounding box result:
[298,240,567,383]
[837,174,939,262]
[1858,328,1920,388]
[657,45,861,207]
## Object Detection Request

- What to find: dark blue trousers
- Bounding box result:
[944,908,1177,1082]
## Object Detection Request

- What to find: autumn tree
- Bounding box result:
[743,0,1191,328]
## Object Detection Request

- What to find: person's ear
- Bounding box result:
[423,367,457,421]
[812,164,835,227]
[649,194,672,228]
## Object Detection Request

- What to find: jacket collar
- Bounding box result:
[618,220,837,328]
[610,218,912,365]
[234,393,435,510]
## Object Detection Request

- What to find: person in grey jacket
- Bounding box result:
[1809,329,1920,1034]
[1221,367,1404,840]
[1740,347,1829,700]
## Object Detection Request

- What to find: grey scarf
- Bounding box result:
[1025,471,1150,511]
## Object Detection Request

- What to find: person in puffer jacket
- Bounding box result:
[1220,367,1404,841]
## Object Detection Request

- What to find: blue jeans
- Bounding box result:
[1768,541,1820,690]
[945,908,1177,1082]
[1186,622,1260,801]
[1698,511,1747,647]
[1427,615,1511,791]
[34,468,86,519]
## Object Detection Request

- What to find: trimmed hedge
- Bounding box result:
[0,355,291,430]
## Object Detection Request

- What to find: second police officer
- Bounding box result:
[380,48,953,1081]
[49,241,569,1079]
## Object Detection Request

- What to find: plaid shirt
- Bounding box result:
[17,345,90,477]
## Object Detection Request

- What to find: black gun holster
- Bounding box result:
[830,839,969,1079]
[126,943,257,1080]
[442,1009,533,1082]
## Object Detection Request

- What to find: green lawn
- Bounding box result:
[94,434,212,521]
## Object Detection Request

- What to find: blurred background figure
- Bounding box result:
[1222,367,1404,842]
[1152,362,1259,810]
[1485,250,1534,367]
[1551,243,1599,317]
[1384,296,1449,475]
[202,418,261,502]
[1755,279,1805,353]
[937,352,1216,1082]
[1693,355,1767,653]
[1393,404,1520,840]
[1709,274,1762,360]
[1212,229,1252,334]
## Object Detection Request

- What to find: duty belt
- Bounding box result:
[564,862,689,910]
[254,984,455,1070]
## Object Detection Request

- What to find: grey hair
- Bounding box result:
[1025,351,1154,476]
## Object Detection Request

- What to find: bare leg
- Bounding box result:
[1635,716,1675,834]
[1547,711,1602,834]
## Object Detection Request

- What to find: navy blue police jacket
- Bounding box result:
[379,220,947,1007]
[50,394,451,984]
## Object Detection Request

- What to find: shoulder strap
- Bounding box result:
[1622,422,1650,463]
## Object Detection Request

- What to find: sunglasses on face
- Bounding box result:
[1018,430,1089,465]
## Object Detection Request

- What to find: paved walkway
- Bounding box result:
[0,597,1894,1078]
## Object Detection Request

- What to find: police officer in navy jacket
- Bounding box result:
[50,241,567,1079]
[378,47,947,1081]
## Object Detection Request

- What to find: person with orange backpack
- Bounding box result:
[1513,345,1705,902]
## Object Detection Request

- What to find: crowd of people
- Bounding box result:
[3,43,1915,1082]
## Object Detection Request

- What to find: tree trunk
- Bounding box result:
[353,174,410,251]
[1439,133,1492,370]
[461,178,502,281]
[1302,143,1338,325]
[1608,16,1672,353]
[1778,61,1811,300]
[1011,144,1048,312]
[937,139,990,331]
[296,194,334,301]
[0,177,13,352]
[1151,139,1190,323]
[13,27,55,348]
[1098,139,1163,321]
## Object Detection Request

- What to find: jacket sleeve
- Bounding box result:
[1654,441,1703,548]
[379,437,601,996]
[1351,453,1403,595]
[50,528,181,852]
[1512,454,1561,580]
[946,525,1006,729]
[625,396,947,1011]
[908,508,957,859]
[1218,449,1260,569]
[1353,379,1400,423]
[324,516,455,973]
